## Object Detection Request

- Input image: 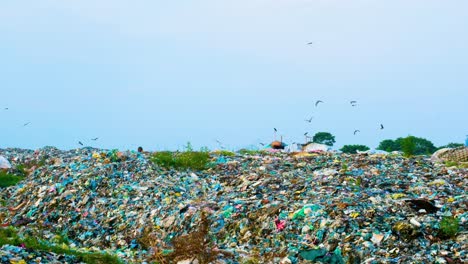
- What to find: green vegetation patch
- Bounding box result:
[0,227,123,264]
[0,172,24,188]
[151,151,211,170]
[438,216,460,239]
[377,136,437,155]
[401,136,417,157]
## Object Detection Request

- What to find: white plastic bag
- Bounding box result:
[0,155,11,169]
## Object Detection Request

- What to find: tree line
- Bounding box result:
[307,132,464,155]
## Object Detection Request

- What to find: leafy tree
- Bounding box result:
[401,136,417,157]
[378,136,437,155]
[340,145,370,154]
[312,132,336,146]
[396,136,436,155]
[377,139,400,152]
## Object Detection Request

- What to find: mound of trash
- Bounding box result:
[0,148,466,263]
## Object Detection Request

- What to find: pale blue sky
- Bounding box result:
[1,0,467,151]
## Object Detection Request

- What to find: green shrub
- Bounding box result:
[151,151,210,170]
[340,145,370,154]
[151,151,176,168]
[377,139,400,152]
[401,136,417,157]
[0,227,21,246]
[176,151,210,170]
[438,216,459,238]
[0,172,23,187]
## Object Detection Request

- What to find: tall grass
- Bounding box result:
[151,151,210,170]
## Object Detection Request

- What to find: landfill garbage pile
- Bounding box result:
[0,147,467,263]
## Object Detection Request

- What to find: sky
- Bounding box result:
[1,0,467,151]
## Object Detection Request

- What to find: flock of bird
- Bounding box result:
[6,97,384,149]
[234,98,386,148]
[4,42,385,149]
[309,99,384,135]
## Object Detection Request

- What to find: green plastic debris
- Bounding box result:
[299,248,345,264]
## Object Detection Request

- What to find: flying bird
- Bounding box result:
[354,130,360,135]
[23,122,30,127]
[274,128,277,132]
[307,42,313,45]
[304,117,313,123]
[380,124,384,130]
[315,100,324,107]
[259,143,265,146]
[4,108,8,110]
[78,141,84,146]
[91,137,99,141]
[350,101,357,106]
[304,132,308,136]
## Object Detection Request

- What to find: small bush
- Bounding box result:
[0,172,23,188]
[438,216,459,238]
[151,151,210,170]
[340,145,370,154]
[176,152,210,170]
[151,151,177,168]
